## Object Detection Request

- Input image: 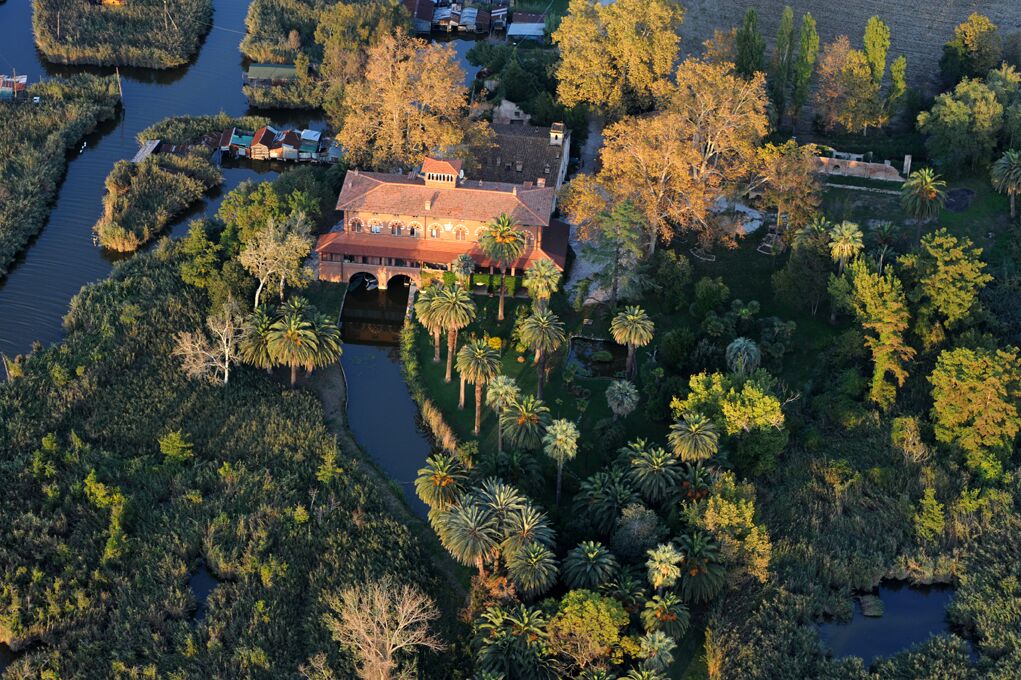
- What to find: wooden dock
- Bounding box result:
[131,139,160,164]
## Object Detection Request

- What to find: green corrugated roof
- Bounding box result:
[246,64,297,80]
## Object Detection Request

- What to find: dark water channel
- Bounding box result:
[818,582,959,667]
[189,563,219,624]
[340,284,432,517]
[0,0,330,357]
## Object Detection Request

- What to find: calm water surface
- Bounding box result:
[818,582,958,667]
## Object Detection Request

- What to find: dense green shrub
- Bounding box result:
[33,0,213,68]
[0,241,448,676]
[0,74,121,277]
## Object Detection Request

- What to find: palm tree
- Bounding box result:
[472,477,527,538]
[452,253,476,286]
[507,542,558,598]
[639,631,677,674]
[308,309,342,372]
[870,220,899,272]
[523,258,561,310]
[641,593,691,641]
[625,670,668,680]
[543,418,579,505]
[500,395,550,451]
[414,284,444,363]
[518,308,566,398]
[503,504,556,555]
[645,543,683,590]
[574,468,640,535]
[433,499,500,577]
[485,375,520,455]
[793,215,831,249]
[676,530,726,604]
[562,540,619,589]
[456,338,501,431]
[992,149,1021,219]
[677,461,713,503]
[667,414,719,462]
[414,454,467,510]
[901,168,946,244]
[725,337,761,376]
[627,441,682,506]
[431,285,476,383]
[828,221,864,276]
[267,307,319,386]
[479,213,527,321]
[610,306,655,380]
[240,305,276,373]
[606,379,639,420]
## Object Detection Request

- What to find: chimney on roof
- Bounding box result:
[536,178,546,187]
[515,160,523,172]
[512,186,517,196]
[550,122,565,146]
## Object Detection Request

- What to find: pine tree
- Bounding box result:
[735,9,766,79]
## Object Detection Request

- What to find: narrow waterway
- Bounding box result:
[340,283,433,517]
[0,0,323,358]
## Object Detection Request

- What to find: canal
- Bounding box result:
[339,282,433,517]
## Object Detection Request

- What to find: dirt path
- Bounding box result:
[308,364,470,611]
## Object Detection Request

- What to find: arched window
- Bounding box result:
[349,217,363,233]
[455,225,467,241]
[408,222,421,237]
[389,220,404,236]
[430,226,439,239]
[369,220,383,234]
[524,232,534,248]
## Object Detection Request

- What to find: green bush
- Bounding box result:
[0,74,121,276]
[33,0,213,68]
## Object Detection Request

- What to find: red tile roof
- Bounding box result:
[315,219,570,270]
[422,157,463,176]
[336,170,556,227]
[252,126,276,148]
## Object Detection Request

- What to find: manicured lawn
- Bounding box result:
[303,280,347,321]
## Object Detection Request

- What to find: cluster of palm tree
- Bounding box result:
[478,213,527,322]
[239,297,342,385]
[415,282,476,383]
[415,463,560,598]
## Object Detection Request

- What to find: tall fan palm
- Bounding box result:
[485,375,520,455]
[503,504,556,555]
[472,477,527,538]
[668,414,719,462]
[725,337,761,376]
[507,542,558,599]
[523,258,561,310]
[240,305,276,373]
[676,530,727,604]
[627,441,682,506]
[308,310,342,371]
[519,308,566,399]
[870,220,899,272]
[901,168,946,243]
[543,418,580,505]
[456,338,501,432]
[562,540,619,589]
[610,306,655,380]
[433,499,500,577]
[641,593,691,641]
[991,149,1021,219]
[828,221,864,276]
[414,284,444,363]
[793,215,832,249]
[645,543,683,590]
[267,307,319,386]
[500,395,550,451]
[431,285,476,383]
[479,213,527,321]
[606,379,640,420]
[414,454,467,510]
[452,253,476,286]
[574,468,640,535]
[640,631,677,674]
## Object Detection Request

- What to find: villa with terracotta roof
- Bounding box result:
[316,157,570,289]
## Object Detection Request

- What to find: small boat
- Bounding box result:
[365,279,379,291]
[80,142,87,153]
